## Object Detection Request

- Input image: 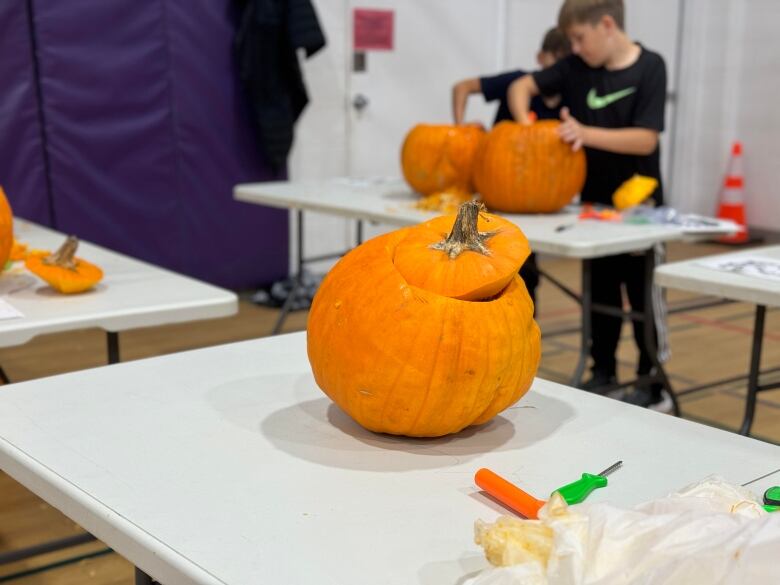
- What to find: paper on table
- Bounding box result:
[697,255,780,282]
[0,298,24,320]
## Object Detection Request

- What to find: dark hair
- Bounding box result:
[558,0,625,31]
[540,27,571,57]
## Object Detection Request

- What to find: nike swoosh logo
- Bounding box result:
[587,87,637,109]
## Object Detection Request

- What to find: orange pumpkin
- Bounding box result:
[401,124,485,196]
[307,201,541,437]
[473,120,586,213]
[0,187,14,267]
[25,236,103,294]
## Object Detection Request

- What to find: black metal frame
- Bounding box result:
[738,305,780,435]
[271,209,364,335]
[538,248,680,415]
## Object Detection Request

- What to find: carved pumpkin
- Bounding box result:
[0,187,14,268]
[473,120,586,213]
[307,201,541,437]
[401,124,485,196]
[25,236,103,294]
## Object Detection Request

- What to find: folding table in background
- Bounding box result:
[655,245,780,436]
[235,177,736,411]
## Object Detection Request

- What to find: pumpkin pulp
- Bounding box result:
[393,201,530,301]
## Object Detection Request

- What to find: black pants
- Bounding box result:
[519,253,539,307]
[590,252,657,378]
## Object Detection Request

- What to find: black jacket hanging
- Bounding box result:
[235,0,326,171]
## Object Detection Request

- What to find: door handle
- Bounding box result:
[352,94,370,111]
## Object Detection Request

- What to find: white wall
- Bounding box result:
[672,0,780,231]
[289,0,780,278]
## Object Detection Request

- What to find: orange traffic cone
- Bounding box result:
[716,141,749,244]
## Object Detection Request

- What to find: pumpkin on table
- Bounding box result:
[401,124,485,197]
[25,236,103,294]
[473,120,586,213]
[307,201,541,437]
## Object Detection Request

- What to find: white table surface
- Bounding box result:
[1,332,777,584]
[655,245,780,307]
[0,219,237,347]
[234,177,729,258]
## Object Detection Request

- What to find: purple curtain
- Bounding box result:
[0,0,51,223]
[0,0,288,289]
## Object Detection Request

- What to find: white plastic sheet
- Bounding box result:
[470,476,780,585]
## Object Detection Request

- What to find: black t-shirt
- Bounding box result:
[480,69,561,125]
[532,47,667,205]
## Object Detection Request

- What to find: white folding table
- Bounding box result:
[0,332,777,584]
[0,218,238,566]
[235,178,734,409]
[0,219,238,363]
[655,245,780,435]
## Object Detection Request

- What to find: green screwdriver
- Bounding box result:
[553,461,622,505]
[763,486,780,513]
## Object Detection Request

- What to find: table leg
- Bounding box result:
[0,365,10,384]
[356,219,364,245]
[739,305,766,436]
[107,332,120,364]
[570,259,592,387]
[135,567,158,584]
[641,248,680,415]
[272,209,305,336]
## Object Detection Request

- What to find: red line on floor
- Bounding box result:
[674,313,780,342]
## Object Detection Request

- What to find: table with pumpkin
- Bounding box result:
[0,218,237,364]
[236,121,733,410]
[0,327,777,584]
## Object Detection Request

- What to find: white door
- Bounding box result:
[345,1,505,241]
[346,1,503,179]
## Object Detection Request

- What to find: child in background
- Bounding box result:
[451,27,571,306]
[507,0,671,411]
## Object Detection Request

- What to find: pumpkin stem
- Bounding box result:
[430,201,496,259]
[43,236,79,270]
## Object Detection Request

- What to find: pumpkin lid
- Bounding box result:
[393,201,530,301]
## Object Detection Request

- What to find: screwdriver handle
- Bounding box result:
[475,468,546,519]
[554,473,608,505]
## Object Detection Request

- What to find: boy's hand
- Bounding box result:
[558,107,586,152]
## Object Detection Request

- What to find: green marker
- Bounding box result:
[553,461,622,505]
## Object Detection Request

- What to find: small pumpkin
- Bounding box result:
[307,201,541,437]
[25,236,103,293]
[401,124,485,197]
[473,120,586,213]
[0,187,14,267]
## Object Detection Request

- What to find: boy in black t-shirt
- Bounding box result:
[507,0,670,411]
[451,27,570,306]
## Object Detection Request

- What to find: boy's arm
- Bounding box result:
[559,107,659,154]
[452,78,482,125]
[507,75,541,125]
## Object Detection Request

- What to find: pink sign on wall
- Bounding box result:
[353,9,394,51]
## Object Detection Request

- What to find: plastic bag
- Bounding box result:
[469,476,780,585]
